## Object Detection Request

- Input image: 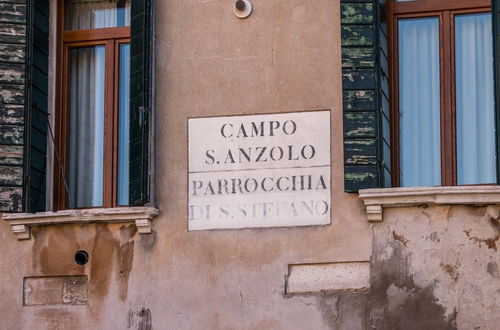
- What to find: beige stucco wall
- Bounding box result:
[0,1,374,329]
[1,3,499,329]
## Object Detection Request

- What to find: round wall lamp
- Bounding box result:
[234,0,252,19]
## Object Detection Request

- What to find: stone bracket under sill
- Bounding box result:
[1,207,159,240]
[359,186,500,222]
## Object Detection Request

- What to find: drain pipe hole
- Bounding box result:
[74,250,89,266]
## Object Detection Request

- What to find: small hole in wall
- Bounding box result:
[74,250,89,266]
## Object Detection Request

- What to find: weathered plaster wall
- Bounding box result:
[0,1,373,329]
[369,205,500,330]
[2,1,499,329]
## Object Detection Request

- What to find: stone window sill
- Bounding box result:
[1,207,159,240]
[359,186,500,222]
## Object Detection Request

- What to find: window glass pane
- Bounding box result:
[399,17,441,186]
[456,13,496,184]
[65,0,131,30]
[67,46,106,208]
[118,43,130,205]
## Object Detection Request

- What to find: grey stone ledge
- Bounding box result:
[1,207,159,240]
[359,186,500,222]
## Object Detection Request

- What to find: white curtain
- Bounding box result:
[456,13,496,184]
[399,17,441,186]
[67,46,105,208]
[65,0,131,30]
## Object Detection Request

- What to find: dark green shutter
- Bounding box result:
[129,0,153,205]
[0,0,48,212]
[341,0,391,192]
[493,0,500,184]
[25,0,49,212]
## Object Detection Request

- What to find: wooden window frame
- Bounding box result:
[54,1,131,210]
[389,0,492,187]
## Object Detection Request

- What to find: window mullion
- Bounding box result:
[440,10,456,186]
[112,39,120,207]
[449,11,458,186]
[104,40,116,208]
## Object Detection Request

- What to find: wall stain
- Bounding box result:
[139,229,157,251]
[369,239,456,330]
[317,291,368,330]
[287,229,456,329]
[32,225,84,276]
[317,292,342,329]
[487,213,500,231]
[128,308,153,330]
[445,206,454,220]
[440,263,459,283]
[429,232,440,242]
[466,232,499,252]
[31,222,139,325]
[88,225,117,301]
[392,231,408,247]
[288,290,369,329]
[461,206,488,218]
[118,225,137,301]
[127,309,135,328]
[32,224,134,325]
[486,262,499,279]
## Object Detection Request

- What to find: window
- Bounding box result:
[0,0,151,213]
[40,0,153,211]
[391,0,495,186]
[54,0,131,209]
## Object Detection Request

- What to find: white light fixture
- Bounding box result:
[234,0,252,19]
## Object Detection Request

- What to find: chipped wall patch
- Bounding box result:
[286,262,370,294]
[23,276,88,306]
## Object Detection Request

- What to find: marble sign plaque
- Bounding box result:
[188,110,331,230]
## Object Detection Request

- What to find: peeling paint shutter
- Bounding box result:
[25,0,49,212]
[0,0,48,212]
[493,0,500,184]
[129,0,153,205]
[341,0,391,192]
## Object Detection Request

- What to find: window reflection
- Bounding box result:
[64,0,131,30]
